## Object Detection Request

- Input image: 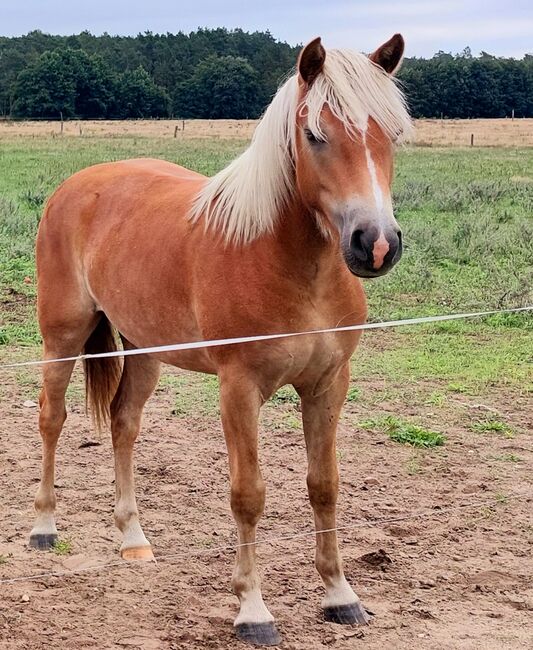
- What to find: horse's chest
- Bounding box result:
[256,328,359,393]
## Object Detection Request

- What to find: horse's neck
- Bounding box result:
[271,196,341,281]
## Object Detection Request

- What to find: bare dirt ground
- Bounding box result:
[0,118,532,147]
[0,351,532,650]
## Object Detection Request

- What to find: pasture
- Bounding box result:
[0,129,532,649]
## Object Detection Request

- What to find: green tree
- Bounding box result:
[12,48,116,118]
[115,66,170,118]
[174,55,261,118]
[13,50,76,118]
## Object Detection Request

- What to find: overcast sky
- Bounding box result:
[2,0,532,58]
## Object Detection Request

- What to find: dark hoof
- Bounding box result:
[29,533,58,550]
[235,622,281,646]
[324,601,372,625]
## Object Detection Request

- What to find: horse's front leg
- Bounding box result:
[299,363,371,626]
[219,369,281,647]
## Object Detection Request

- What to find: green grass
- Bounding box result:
[270,385,300,405]
[0,137,531,403]
[346,386,361,402]
[471,418,515,437]
[51,538,73,555]
[352,325,532,394]
[159,373,220,417]
[361,415,446,448]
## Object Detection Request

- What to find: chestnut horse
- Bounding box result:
[32,35,411,645]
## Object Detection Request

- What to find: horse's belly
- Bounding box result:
[88,292,218,374]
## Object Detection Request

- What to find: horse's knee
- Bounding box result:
[39,400,66,439]
[307,474,339,510]
[111,410,140,447]
[231,476,265,526]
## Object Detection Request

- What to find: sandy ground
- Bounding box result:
[0,355,531,650]
[0,118,532,147]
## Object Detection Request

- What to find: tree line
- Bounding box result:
[0,30,531,120]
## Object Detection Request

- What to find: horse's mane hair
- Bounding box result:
[189,48,413,245]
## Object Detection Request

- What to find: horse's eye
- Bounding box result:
[304,128,325,145]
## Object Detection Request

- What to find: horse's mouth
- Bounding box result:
[342,246,402,278]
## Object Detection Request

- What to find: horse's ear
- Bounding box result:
[369,33,405,75]
[298,37,326,86]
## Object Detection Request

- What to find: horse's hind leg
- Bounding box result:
[30,323,97,549]
[298,363,371,626]
[110,340,160,561]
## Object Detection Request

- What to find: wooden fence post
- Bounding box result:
[470,133,474,147]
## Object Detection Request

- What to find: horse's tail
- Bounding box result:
[83,315,122,431]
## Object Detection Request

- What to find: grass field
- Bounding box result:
[0,131,532,649]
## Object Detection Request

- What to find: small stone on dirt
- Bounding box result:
[22,400,38,408]
[363,476,380,486]
[358,548,392,567]
[20,594,30,602]
[78,440,101,449]
[419,579,437,588]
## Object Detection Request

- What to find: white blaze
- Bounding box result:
[361,120,384,212]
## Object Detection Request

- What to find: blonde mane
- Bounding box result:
[189,48,413,244]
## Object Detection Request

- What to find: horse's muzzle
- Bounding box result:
[342,227,402,278]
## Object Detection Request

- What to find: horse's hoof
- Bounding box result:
[29,533,58,550]
[235,622,282,646]
[120,545,155,561]
[323,601,372,625]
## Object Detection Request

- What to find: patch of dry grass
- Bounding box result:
[0,118,532,147]
[414,118,533,147]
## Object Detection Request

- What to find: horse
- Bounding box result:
[32,34,411,646]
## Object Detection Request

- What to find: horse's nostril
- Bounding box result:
[349,229,370,263]
[350,229,364,252]
[395,230,403,256]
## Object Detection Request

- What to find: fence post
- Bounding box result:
[60,111,64,135]
[174,124,178,138]
[470,133,474,147]
[511,109,515,121]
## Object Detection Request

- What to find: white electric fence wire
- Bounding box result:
[1,306,531,370]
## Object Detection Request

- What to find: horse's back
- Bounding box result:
[60,157,205,184]
[97,158,206,180]
[41,157,204,223]
[38,157,205,252]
